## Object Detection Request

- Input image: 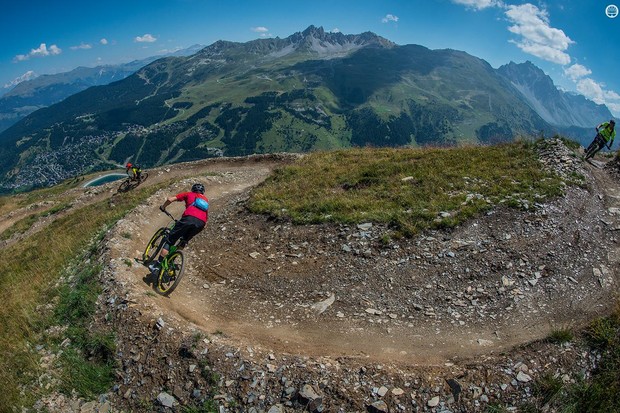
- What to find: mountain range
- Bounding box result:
[0,44,205,133]
[0,26,614,192]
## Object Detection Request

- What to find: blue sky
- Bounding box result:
[1,0,618,116]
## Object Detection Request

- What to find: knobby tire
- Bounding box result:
[157,250,185,296]
[584,144,599,160]
[142,227,166,265]
[118,179,132,192]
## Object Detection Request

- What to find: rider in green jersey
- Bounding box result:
[584,119,616,160]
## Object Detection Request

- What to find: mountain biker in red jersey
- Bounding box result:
[584,119,616,160]
[148,183,209,274]
[125,162,142,181]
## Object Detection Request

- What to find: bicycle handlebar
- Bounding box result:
[161,208,177,222]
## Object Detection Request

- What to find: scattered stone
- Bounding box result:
[268,405,285,413]
[502,276,515,287]
[157,392,178,408]
[310,293,335,314]
[428,396,440,407]
[377,386,388,397]
[299,384,321,403]
[477,339,493,346]
[517,371,532,383]
[392,387,405,396]
[357,223,373,231]
[368,400,389,413]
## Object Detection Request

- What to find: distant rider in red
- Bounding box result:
[125,162,142,181]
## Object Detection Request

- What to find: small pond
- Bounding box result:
[83,173,127,187]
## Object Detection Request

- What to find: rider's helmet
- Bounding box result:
[191,183,205,194]
[126,162,132,168]
[611,119,616,126]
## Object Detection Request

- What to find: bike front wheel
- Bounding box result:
[118,179,132,192]
[157,250,185,296]
[142,227,166,265]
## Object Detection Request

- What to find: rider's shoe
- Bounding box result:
[148,262,160,275]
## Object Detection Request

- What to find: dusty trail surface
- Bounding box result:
[109,151,619,365]
[35,145,620,412]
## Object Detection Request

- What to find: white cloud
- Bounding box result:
[250,27,272,37]
[134,34,157,43]
[576,78,620,116]
[510,39,571,65]
[100,38,108,45]
[382,14,399,23]
[564,64,591,81]
[451,0,501,10]
[606,90,620,101]
[504,4,573,65]
[3,70,37,88]
[156,46,184,55]
[330,28,341,33]
[13,43,62,61]
[577,78,605,103]
[70,42,92,50]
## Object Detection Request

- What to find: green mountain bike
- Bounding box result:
[141,209,186,296]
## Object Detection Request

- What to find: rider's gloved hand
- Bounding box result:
[159,205,166,212]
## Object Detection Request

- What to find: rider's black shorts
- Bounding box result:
[166,215,205,248]
[594,134,606,147]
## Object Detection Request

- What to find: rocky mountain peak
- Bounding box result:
[498,61,612,128]
[301,24,326,38]
[499,61,555,91]
[286,25,395,55]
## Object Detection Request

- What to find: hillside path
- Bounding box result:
[105,152,620,366]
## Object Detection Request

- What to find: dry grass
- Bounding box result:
[249,141,564,236]
[0,185,157,409]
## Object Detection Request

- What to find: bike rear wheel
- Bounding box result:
[157,250,185,296]
[142,227,167,264]
[139,172,149,184]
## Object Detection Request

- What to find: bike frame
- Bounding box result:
[157,210,187,259]
[159,245,178,271]
[142,209,187,296]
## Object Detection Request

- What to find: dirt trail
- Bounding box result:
[106,149,620,366]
